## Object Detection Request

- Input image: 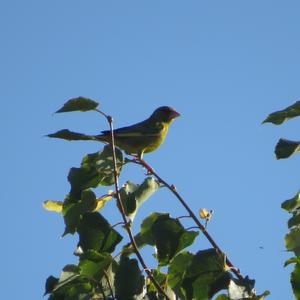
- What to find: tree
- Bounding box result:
[44,97,269,300]
[263,102,300,300]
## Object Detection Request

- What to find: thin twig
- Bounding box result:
[135,158,244,280]
[105,115,170,299]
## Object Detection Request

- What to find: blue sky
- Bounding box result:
[2,1,300,299]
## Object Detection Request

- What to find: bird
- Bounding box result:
[95,106,180,158]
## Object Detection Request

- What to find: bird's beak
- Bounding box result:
[170,109,180,119]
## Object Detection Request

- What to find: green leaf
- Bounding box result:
[47,129,96,142]
[79,252,112,281]
[285,227,300,256]
[62,203,84,235]
[55,97,99,113]
[168,252,194,299]
[262,101,300,125]
[68,145,123,197]
[288,212,300,229]
[119,177,160,221]
[214,295,229,300]
[115,257,145,300]
[77,212,122,253]
[275,138,300,159]
[291,262,300,299]
[151,214,199,265]
[45,276,59,295]
[186,249,231,300]
[53,265,81,292]
[228,277,256,299]
[284,256,300,267]
[282,191,300,212]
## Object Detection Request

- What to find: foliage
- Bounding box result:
[264,102,300,299]
[45,97,268,299]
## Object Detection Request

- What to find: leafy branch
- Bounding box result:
[44,97,269,300]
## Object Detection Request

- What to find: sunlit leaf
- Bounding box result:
[228,277,256,299]
[55,97,99,113]
[275,138,300,159]
[115,256,145,300]
[43,200,63,213]
[285,227,300,256]
[119,177,160,221]
[93,192,113,212]
[262,101,300,125]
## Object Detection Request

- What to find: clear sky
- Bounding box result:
[2,1,300,299]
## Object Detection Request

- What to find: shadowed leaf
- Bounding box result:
[68,145,123,198]
[291,262,300,299]
[115,257,145,300]
[77,213,122,253]
[56,97,99,113]
[48,129,96,141]
[262,101,300,125]
[275,138,300,159]
[152,215,199,265]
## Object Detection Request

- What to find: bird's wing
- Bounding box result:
[101,120,162,138]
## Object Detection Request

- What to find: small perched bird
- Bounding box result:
[96,106,180,158]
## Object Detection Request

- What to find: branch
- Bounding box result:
[136,158,244,280]
[102,113,170,299]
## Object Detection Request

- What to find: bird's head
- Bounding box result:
[151,106,180,123]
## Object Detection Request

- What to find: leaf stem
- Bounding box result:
[136,158,244,280]
[105,115,171,299]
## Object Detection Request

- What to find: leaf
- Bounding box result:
[169,250,231,300]
[115,257,145,300]
[275,138,300,159]
[43,200,63,213]
[262,101,300,125]
[285,227,300,256]
[187,249,231,300]
[79,251,112,281]
[284,256,300,267]
[55,97,99,113]
[168,252,194,299]
[214,295,229,300]
[77,212,122,253]
[291,262,300,299]
[48,129,96,141]
[119,177,160,221]
[121,214,166,257]
[151,214,199,265]
[62,203,84,235]
[68,145,123,197]
[44,276,59,295]
[53,265,81,292]
[228,277,256,299]
[282,191,300,212]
